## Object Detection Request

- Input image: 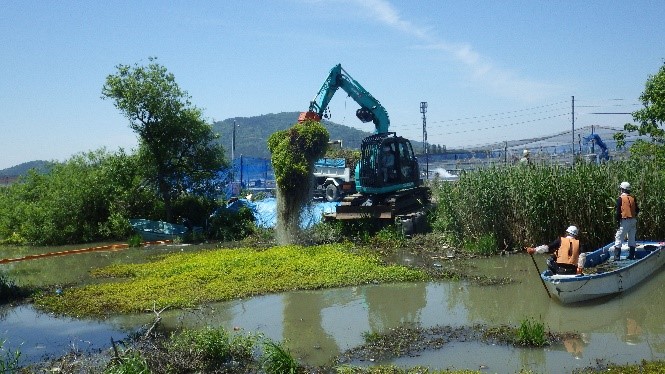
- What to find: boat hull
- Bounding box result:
[542,241,665,304]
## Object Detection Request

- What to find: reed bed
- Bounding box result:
[432,158,665,251]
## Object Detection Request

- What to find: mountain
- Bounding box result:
[212,112,378,159]
[0,160,53,177]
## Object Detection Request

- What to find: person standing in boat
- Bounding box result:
[526,225,587,275]
[613,181,639,260]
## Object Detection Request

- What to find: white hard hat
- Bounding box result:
[620,181,631,190]
[566,225,578,236]
[523,149,530,155]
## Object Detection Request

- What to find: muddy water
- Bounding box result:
[2,244,665,372]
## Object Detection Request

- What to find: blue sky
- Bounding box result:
[1,0,663,169]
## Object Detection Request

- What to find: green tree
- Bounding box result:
[0,150,152,245]
[615,61,665,158]
[102,57,226,221]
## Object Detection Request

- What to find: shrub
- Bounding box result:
[207,205,256,241]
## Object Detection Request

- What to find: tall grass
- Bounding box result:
[432,158,665,250]
[261,341,299,374]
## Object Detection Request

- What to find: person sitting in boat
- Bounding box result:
[526,225,588,275]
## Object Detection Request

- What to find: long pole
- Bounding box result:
[529,253,552,299]
[571,96,575,163]
[420,102,428,180]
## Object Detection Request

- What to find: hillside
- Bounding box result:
[213,112,381,159]
[0,160,53,177]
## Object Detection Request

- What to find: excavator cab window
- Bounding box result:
[398,141,415,180]
[381,143,396,182]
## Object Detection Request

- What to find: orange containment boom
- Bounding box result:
[0,241,171,264]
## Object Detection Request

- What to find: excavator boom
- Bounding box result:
[299,64,390,134]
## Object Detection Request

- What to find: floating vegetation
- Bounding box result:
[34,244,428,317]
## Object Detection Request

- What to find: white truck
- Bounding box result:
[312,157,356,202]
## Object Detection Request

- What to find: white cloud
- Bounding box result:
[347,0,562,101]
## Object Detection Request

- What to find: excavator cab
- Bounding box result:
[356,133,421,194]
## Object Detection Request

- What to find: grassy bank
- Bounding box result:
[34,244,428,317]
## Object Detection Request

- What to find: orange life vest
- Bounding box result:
[620,194,637,219]
[556,236,580,265]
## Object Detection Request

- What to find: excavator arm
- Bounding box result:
[299,64,390,134]
[583,133,609,160]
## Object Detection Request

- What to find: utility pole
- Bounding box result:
[232,120,237,162]
[231,120,237,184]
[420,102,428,180]
[571,96,575,163]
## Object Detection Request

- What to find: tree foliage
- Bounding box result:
[102,57,227,221]
[616,61,665,154]
[0,150,154,245]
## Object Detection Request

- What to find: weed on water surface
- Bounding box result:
[34,244,428,316]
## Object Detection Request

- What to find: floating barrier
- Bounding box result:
[0,240,171,264]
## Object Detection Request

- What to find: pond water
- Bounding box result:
[2,243,665,372]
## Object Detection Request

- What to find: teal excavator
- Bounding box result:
[299,64,431,231]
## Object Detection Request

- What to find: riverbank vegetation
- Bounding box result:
[431,156,665,253]
[21,321,665,373]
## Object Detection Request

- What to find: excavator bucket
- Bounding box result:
[298,111,322,123]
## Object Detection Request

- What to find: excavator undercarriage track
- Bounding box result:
[330,186,431,220]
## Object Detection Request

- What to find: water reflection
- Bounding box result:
[3,246,665,371]
[0,305,129,366]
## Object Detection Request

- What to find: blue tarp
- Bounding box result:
[223,198,339,229]
[314,158,346,168]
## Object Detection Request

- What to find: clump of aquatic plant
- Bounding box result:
[0,340,21,374]
[127,234,143,247]
[104,349,149,374]
[156,327,255,373]
[261,340,299,374]
[268,120,329,245]
[515,317,548,347]
[34,244,428,316]
[361,331,382,344]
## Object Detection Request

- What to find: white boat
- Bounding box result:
[541,241,665,304]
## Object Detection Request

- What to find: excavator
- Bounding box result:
[583,133,610,162]
[299,64,431,233]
